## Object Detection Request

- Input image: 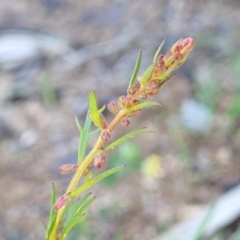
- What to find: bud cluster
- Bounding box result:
[107,91,141,127]
[107,101,119,115]
[141,38,195,96]
[106,38,194,128]
[127,82,141,96]
[118,96,139,109]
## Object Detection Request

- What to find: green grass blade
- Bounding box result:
[50,183,56,222]
[45,183,57,239]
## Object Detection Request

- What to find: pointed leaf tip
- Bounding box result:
[105,128,156,152]
[127,101,161,113]
[128,49,142,88]
[153,39,166,63]
[75,116,84,135]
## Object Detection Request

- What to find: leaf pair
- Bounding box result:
[59,193,95,240]
[127,39,165,88]
[70,165,126,198]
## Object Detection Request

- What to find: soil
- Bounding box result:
[1,1,240,240]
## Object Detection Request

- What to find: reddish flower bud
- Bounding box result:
[132,99,139,105]
[127,82,140,96]
[121,118,130,127]
[101,129,111,141]
[118,95,135,108]
[140,93,148,100]
[94,150,106,169]
[127,87,137,96]
[118,95,127,108]
[107,101,119,115]
[124,96,134,108]
[144,86,159,96]
[59,164,78,174]
[170,37,195,56]
[54,193,70,211]
[145,81,159,90]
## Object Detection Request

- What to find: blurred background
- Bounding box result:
[1,0,240,239]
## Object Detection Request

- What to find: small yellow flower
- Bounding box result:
[141,154,164,179]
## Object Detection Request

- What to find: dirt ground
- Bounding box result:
[1,1,240,239]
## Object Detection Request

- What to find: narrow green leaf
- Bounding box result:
[60,197,95,240]
[75,196,95,216]
[59,214,86,240]
[60,194,93,240]
[46,214,57,239]
[89,128,101,137]
[158,75,176,90]
[65,193,92,225]
[70,166,125,198]
[98,104,106,113]
[75,116,84,135]
[91,165,125,184]
[140,64,154,84]
[128,49,142,88]
[78,112,92,164]
[127,101,160,112]
[45,183,57,239]
[88,91,103,129]
[50,183,56,221]
[105,128,156,152]
[153,39,166,63]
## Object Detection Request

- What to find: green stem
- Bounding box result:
[49,109,126,239]
[49,82,146,239]
[78,114,92,164]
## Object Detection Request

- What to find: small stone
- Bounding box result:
[181,99,213,132]
[18,130,37,149]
